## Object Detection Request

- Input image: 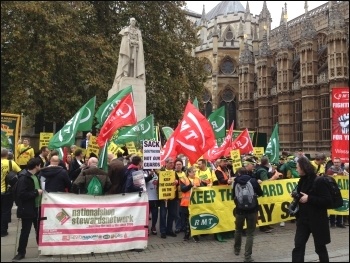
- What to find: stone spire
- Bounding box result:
[200,5,207,27]
[213,16,218,36]
[245,1,251,21]
[280,7,285,25]
[300,1,316,41]
[278,7,293,49]
[284,2,288,23]
[259,30,271,57]
[240,42,254,64]
[259,1,271,19]
[238,17,244,38]
[328,1,345,31]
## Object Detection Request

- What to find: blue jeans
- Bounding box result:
[159,199,178,234]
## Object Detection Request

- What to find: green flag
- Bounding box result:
[48,97,96,149]
[193,97,199,109]
[114,115,154,144]
[265,123,280,164]
[98,142,109,172]
[208,106,226,140]
[55,147,64,160]
[95,86,132,128]
[161,126,174,140]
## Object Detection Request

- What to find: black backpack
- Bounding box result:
[316,175,343,209]
[234,179,257,210]
[5,161,19,192]
[11,169,27,206]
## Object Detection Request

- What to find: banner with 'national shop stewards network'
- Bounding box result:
[331,87,349,163]
[39,192,148,255]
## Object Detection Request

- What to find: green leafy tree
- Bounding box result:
[1,1,207,130]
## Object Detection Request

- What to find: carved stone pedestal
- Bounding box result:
[108,77,146,121]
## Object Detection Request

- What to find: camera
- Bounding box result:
[289,190,301,216]
[291,190,301,200]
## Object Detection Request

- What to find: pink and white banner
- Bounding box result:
[39,192,148,255]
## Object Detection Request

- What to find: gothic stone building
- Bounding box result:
[186,1,349,156]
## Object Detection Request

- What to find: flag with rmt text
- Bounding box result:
[95,86,132,128]
[48,97,96,149]
[97,93,137,147]
[174,101,216,164]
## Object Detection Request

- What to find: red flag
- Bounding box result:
[226,128,254,155]
[160,127,179,165]
[204,122,234,161]
[174,101,216,164]
[97,93,137,147]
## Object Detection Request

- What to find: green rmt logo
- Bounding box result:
[190,213,219,230]
[334,199,349,212]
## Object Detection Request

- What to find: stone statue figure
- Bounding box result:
[114,17,145,85]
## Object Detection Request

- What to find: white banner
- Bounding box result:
[142,140,161,169]
[39,192,149,255]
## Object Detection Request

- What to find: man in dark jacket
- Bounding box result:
[232,167,263,263]
[38,155,71,193]
[13,158,42,262]
[107,157,127,194]
[68,149,85,182]
[124,155,146,193]
[71,157,111,194]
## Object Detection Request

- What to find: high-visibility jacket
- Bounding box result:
[197,168,217,185]
[180,176,201,207]
[216,166,229,185]
[176,171,186,199]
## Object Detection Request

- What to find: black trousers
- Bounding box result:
[17,207,40,255]
[1,193,13,234]
[292,219,329,262]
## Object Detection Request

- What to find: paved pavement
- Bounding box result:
[1,208,349,262]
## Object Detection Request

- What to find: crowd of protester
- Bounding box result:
[1,139,349,262]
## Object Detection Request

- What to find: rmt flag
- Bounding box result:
[174,101,216,164]
[97,93,137,147]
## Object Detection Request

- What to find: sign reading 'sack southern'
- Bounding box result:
[142,140,161,169]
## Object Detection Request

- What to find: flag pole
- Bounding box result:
[19,112,24,141]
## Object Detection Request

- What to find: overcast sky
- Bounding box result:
[185,1,328,29]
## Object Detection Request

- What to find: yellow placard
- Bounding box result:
[253,147,265,158]
[126,142,135,148]
[158,170,176,200]
[128,148,137,154]
[108,142,123,156]
[230,149,242,173]
[39,132,53,149]
[85,135,100,158]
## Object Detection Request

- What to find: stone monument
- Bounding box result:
[108,17,146,121]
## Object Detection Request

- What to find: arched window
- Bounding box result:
[218,86,237,130]
[201,89,212,117]
[220,56,236,75]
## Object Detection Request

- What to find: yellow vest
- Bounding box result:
[197,168,217,185]
[180,177,200,207]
